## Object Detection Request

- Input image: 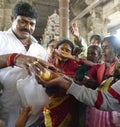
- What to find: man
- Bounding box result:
[0,54,54,75]
[0,2,49,127]
[0,53,54,95]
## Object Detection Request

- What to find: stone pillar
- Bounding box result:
[0,1,5,30]
[87,7,108,37]
[59,0,69,39]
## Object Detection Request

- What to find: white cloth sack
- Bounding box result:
[17,75,50,115]
[0,67,29,127]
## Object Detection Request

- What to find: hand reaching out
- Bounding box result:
[36,71,72,90]
[15,106,32,127]
[15,54,57,76]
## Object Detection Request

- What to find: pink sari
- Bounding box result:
[86,59,120,127]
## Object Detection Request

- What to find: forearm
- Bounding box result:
[83,59,98,67]
[0,54,8,68]
[67,82,97,107]
[0,53,20,68]
[66,80,120,111]
[74,37,82,47]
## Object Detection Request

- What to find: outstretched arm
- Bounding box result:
[67,80,120,111]
[37,75,120,111]
[0,53,56,75]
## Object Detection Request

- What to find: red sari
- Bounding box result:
[43,58,79,127]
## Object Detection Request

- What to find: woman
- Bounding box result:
[42,39,79,127]
[46,39,57,63]
[86,36,120,127]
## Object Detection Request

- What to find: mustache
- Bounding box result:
[20,29,30,33]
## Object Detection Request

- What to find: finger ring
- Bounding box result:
[33,61,38,65]
[37,58,41,62]
[28,63,32,67]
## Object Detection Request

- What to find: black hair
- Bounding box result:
[12,2,39,20]
[90,34,101,44]
[88,45,101,57]
[101,36,120,57]
[46,39,56,47]
[55,38,74,53]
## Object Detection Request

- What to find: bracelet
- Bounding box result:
[7,53,19,66]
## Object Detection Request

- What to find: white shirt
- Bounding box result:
[0,29,47,127]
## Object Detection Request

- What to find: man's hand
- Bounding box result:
[15,54,56,75]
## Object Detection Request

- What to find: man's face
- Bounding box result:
[11,16,36,39]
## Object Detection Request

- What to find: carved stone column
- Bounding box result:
[59,0,69,39]
[0,0,5,30]
[87,7,108,37]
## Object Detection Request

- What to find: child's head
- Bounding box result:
[56,39,74,53]
[87,45,101,63]
[55,39,74,60]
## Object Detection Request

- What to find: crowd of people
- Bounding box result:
[0,1,120,127]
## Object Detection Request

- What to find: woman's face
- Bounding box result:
[87,47,100,63]
[101,41,116,63]
[47,40,57,58]
[58,43,72,60]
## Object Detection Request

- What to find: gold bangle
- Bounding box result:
[28,63,32,67]
[37,58,41,62]
[33,61,38,65]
